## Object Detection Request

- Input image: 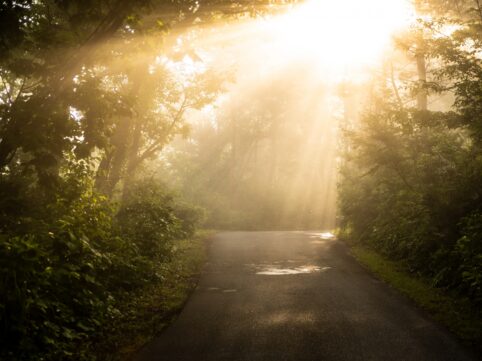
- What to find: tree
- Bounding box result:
[0,0,289,190]
[339,0,482,308]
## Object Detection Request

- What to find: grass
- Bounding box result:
[92,231,211,361]
[350,245,482,350]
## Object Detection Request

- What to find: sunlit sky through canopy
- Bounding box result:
[269,0,413,69]
[173,0,415,86]
[163,0,417,228]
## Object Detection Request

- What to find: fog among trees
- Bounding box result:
[0,0,481,359]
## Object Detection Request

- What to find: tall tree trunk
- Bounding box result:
[0,140,16,170]
[94,61,147,197]
[120,120,142,205]
[94,116,132,197]
[416,49,428,111]
[230,114,238,191]
[94,151,113,194]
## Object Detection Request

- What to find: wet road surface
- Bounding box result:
[134,231,479,361]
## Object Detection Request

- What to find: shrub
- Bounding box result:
[117,180,185,259]
[454,212,482,304]
[0,166,205,360]
[339,107,482,305]
[0,192,117,360]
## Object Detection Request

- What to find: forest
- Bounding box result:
[0,0,481,360]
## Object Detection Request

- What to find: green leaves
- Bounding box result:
[0,168,203,360]
[339,3,482,312]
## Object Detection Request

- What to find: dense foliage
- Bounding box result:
[339,0,482,307]
[1,0,481,358]
[0,0,296,357]
[0,163,202,360]
[0,0,224,359]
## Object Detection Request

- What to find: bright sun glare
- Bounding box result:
[267,0,413,71]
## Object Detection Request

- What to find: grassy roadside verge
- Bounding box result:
[350,245,482,350]
[91,230,211,361]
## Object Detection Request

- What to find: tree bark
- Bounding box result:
[416,49,428,111]
[94,116,132,196]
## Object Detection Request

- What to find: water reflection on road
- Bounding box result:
[255,265,332,275]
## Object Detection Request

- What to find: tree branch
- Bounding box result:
[474,0,482,21]
[390,62,403,109]
[132,96,189,168]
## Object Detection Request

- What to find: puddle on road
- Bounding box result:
[321,232,336,239]
[255,265,331,275]
[264,311,316,325]
[245,260,332,276]
[307,231,336,240]
[205,287,238,293]
[307,231,336,244]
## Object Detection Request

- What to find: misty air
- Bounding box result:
[0,1,481,360]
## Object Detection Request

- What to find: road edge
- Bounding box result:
[347,244,482,356]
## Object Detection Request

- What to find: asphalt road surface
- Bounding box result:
[134,231,479,361]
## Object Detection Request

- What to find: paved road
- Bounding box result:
[135,231,479,361]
